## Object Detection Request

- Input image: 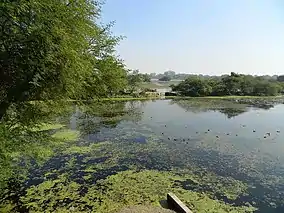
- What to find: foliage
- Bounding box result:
[159,76,171,81]
[172,72,283,97]
[84,56,128,98]
[126,70,151,94]
[0,100,75,190]
[127,71,143,93]
[140,73,151,82]
[151,71,279,82]
[0,0,127,119]
[171,77,212,96]
[277,75,284,82]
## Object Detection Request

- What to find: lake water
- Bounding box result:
[1,99,284,213]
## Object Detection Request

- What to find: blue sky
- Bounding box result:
[101,0,284,75]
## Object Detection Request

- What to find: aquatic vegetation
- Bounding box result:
[21,137,252,207]
[21,176,81,212]
[117,205,175,213]
[31,123,65,132]
[51,129,80,142]
[20,170,255,213]
[2,99,284,212]
[62,141,112,155]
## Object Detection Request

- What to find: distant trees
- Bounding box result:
[151,72,281,82]
[277,75,284,82]
[159,76,171,81]
[171,72,283,97]
[164,70,176,78]
[141,74,151,82]
[126,70,151,93]
[171,77,212,96]
[127,71,142,93]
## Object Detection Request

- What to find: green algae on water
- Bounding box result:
[31,123,65,132]
[51,129,80,142]
[20,170,256,213]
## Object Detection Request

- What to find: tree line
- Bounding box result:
[149,71,284,82]
[171,72,284,97]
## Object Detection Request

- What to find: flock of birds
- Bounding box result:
[150,117,281,142]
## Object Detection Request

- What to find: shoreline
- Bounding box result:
[97,95,284,101]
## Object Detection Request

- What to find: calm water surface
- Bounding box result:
[3,99,284,212]
[69,100,284,212]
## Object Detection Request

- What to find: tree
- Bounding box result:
[140,74,151,82]
[239,76,255,95]
[159,76,171,81]
[127,70,143,93]
[253,81,281,96]
[0,0,126,119]
[221,73,242,95]
[85,56,127,98]
[164,70,175,77]
[277,75,284,82]
[172,73,282,97]
[172,77,212,97]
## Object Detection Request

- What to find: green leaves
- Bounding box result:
[172,77,213,97]
[173,73,282,97]
[0,0,128,119]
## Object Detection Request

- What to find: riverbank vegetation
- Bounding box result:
[171,72,284,97]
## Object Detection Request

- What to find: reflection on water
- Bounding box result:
[1,99,284,212]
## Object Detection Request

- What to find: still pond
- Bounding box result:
[1,98,284,213]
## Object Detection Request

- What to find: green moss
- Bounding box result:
[51,129,80,142]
